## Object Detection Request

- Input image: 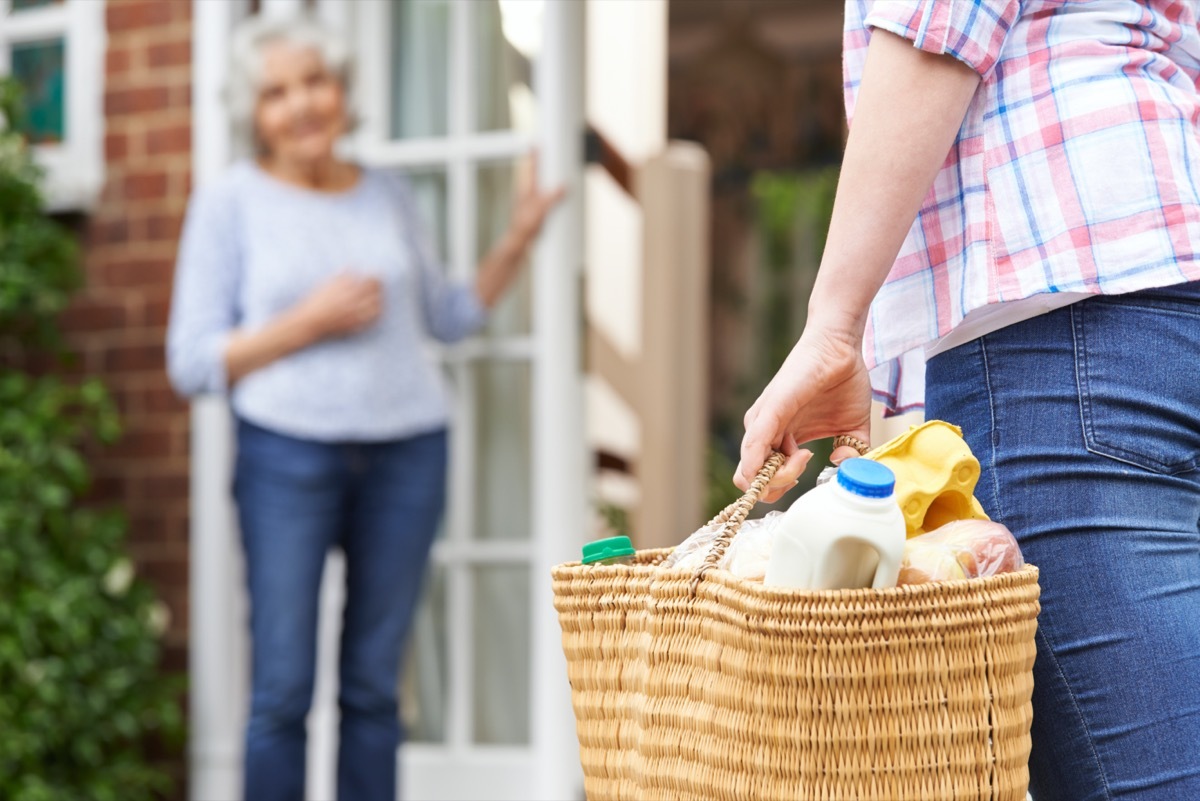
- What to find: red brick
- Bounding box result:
[123,172,169,201]
[141,472,190,500]
[91,216,131,245]
[105,86,171,116]
[137,555,189,588]
[148,39,190,69]
[146,124,191,156]
[104,342,165,373]
[99,257,173,288]
[89,474,131,505]
[105,46,133,77]
[112,425,175,460]
[145,211,184,242]
[104,132,129,162]
[169,82,193,110]
[59,298,131,331]
[140,294,174,327]
[142,384,186,415]
[106,0,174,33]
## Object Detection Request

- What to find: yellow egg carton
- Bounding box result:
[863,420,989,538]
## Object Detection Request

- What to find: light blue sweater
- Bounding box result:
[166,161,486,442]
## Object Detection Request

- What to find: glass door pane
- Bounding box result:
[471,564,531,744]
[476,0,540,133]
[403,563,448,743]
[471,360,531,541]
[390,0,450,138]
[477,160,532,336]
[398,167,450,268]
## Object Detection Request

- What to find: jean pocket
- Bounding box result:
[1073,299,1200,474]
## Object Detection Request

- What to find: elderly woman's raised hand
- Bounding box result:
[510,151,567,245]
[295,273,383,339]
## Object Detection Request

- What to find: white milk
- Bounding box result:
[763,458,905,590]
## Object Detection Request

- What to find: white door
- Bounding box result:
[189,1,585,799]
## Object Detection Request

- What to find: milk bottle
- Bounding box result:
[763,458,905,590]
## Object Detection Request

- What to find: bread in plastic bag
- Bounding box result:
[897,518,1024,585]
[662,511,783,581]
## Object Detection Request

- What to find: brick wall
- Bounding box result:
[59,0,194,750]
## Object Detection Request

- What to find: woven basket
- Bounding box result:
[553,453,1041,801]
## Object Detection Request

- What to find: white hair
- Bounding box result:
[224,13,357,155]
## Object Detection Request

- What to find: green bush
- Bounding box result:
[0,78,183,801]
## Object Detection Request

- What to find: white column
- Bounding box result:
[530,1,586,799]
[259,0,304,18]
[190,5,243,801]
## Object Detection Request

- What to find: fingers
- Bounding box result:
[759,446,813,504]
[830,444,865,464]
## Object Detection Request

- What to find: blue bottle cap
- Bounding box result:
[835,458,896,499]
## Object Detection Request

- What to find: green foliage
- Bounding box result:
[0,78,183,801]
[708,168,842,513]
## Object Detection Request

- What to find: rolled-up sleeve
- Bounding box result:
[166,182,240,397]
[392,175,488,344]
[865,0,1021,79]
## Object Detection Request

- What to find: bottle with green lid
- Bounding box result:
[581,535,636,566]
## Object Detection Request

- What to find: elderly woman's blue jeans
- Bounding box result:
[233,419,447,801]
[925,281,1200,800]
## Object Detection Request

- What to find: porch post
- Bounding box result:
[530,1,587,798]
[189,2,244,799]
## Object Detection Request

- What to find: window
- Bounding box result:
[0,0,104,210]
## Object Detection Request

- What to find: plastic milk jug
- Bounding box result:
[763,458,905,590]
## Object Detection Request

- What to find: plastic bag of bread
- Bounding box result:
[662,512,783,581]
[897,518,1024,585]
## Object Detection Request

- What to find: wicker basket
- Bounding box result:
[553,453,1041,801]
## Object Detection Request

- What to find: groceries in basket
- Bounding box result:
[661,511,782,580]
[580,535,636,566]
[897,518,1025,584]
[762,458,906,590]
[663,421,1025,590]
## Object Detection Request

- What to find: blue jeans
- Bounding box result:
[925,282,1200,800]
[233,419,447,801]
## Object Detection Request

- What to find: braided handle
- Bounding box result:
[688,451,786,595]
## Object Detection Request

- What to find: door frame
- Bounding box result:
[187,1,585,799]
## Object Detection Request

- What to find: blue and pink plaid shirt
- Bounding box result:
[845,0,1200,413]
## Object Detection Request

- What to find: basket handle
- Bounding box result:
[688,451,786,595]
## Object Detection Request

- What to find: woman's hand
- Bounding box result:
[736,326,874,503]
[475,151,566,307]
[295,273,383,339]
[509,151,567,246]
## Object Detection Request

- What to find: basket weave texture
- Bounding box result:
[552,454,1041,801]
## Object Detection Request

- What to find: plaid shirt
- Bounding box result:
[845,0,1200,413]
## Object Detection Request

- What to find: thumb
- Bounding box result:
[829,425,872,465]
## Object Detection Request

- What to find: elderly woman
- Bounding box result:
[166,14,562,801]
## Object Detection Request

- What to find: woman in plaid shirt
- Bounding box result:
[738,1,1200,798]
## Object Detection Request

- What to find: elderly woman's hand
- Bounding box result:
[296,273,383,339]
[509,151,567,245]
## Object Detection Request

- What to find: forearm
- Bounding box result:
[474,230,530,308]
[808,30,981,339]
[223,307,321,386]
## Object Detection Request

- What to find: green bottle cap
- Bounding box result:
[581,535,636,565]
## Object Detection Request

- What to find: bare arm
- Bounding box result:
[736,30,982,501]
[807,30,981,336]
[474,153,566,308]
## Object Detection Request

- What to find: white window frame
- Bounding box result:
[0,0,105,211]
